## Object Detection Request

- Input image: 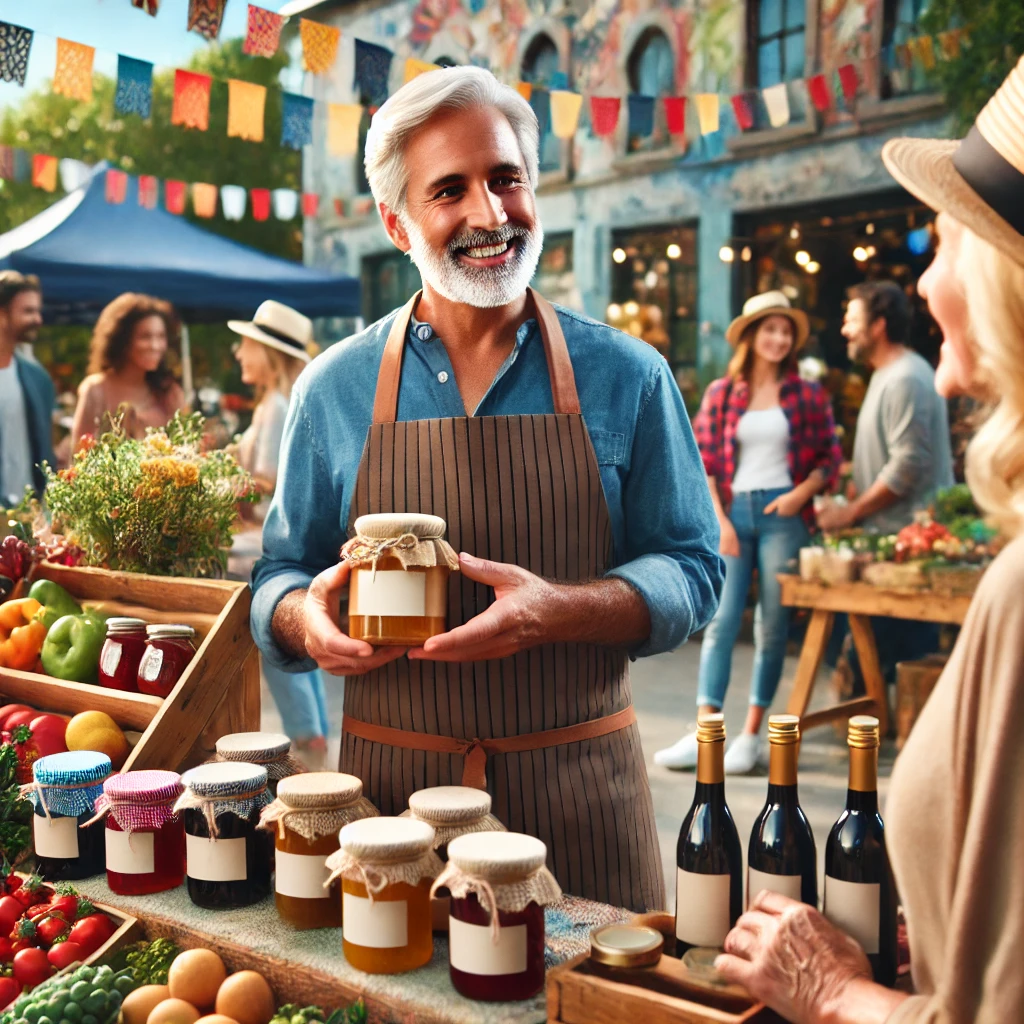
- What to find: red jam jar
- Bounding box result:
[98,617,148,692]
[97,770,186,895]
[137,625,197,698]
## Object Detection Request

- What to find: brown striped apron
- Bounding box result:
[340,288,664,912]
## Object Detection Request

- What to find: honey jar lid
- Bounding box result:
[216,732,291,762]
[589,924,664,968]
[447,831,547,882]
[339,816,435,862]
[408,786,492,826]
[183,760,268,798]
[354,512,446,540]
[277,772,364,809]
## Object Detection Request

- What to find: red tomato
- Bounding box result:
[27,716,67,757]
[0,896,22,934]
[0,975,19,1010]
[46,940,83,971]
[0,936,13,962]
[35,914,67,947]
[0,706,33,731]
[2,711,35,732]
[12,878,51,908]
[67,914,115,956]
[12,946,52,988]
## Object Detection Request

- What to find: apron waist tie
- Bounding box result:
[342,705,637,790]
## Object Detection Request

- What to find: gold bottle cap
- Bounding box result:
[767,714,801,745]
[847,715,880,749]
[696,713,726,743]
[589,924,664,968]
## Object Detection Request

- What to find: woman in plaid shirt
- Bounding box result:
[655,291,841,774]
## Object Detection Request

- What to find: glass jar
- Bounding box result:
[98,770,186,895]
[98,617,147,692]
[214,732,305,798]
[29,752,112,881]
[177,762,273,910]
[328,817,441,974]
[137,625,197,698]
[344,513,455,646]
[259,772,378,931]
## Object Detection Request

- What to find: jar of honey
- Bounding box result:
[259,772,379,930]
[342,513,459,646]
[137,625,197,698]
[214,732,306,797]
[98,617,147,692]
[95,770,186,895]
[325,817,442,974]
[434,832,561,1001]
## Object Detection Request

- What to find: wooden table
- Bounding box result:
[778,575,973,736]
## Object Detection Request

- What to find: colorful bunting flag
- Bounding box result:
[806,74,832,113]
[53,38,94,102]
[302,193,320,217]
[550,90,583,139]
[11,149,29,183]
[908,35,937,70]
[695,94,719,135]
[516,82,532,102]
[105,169,128,204]
[333,197,345,217]
[227,79,266,142]
[404,58,440,83]
[192,182,218,218]
[589,96,621,137]
[627,95,654,137]
[762,82,790,128]
[0,21,33,86]
[938,28,963,60]
[32,154,57,193]
[895,43,912,70]
[327,104,362,156]
[59,159,90,193]
[301,19,341,74]
[353,197,375,216]
[221,185,247,221]
[251,188,271,222]
[663,97,686,136]
[243,5,284,58]
[115,55,153,118]
[0,147,13,181]
[188,0,228,41]
[138,174,158,209]
[172,69,212,131]
[530,88,552,139]
[837,64,859,107]
[165,180,187,214]
[730,93,754,130]
[272,188,298,220]
[131,0,159,14]
[281,93,314,150]
[354,39,393,106]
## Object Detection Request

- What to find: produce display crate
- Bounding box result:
[0,564,260,773]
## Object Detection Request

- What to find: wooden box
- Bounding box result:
[0,563,260,773]
[895,654,948,750]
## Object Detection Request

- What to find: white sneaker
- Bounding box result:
[653,731,699,770]
[724,732,762,775]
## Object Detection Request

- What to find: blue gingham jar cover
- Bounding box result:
[30,752,112,818]
[176,761,271,834]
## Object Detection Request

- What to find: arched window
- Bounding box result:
[521,33,563,172]
[626,28,675,152]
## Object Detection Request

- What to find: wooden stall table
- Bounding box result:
[778,574,973,736]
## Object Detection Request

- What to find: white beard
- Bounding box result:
[402,216,544,309]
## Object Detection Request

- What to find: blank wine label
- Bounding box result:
[186,834,247,882]
[352,570,426,617]
[34,816,79,859]
[275,849,332,900]
[824,876,880,954]
[676,868,732,947]
[449,917,528,975]
[747,867,802,906]
[106,829,155,874]
[343,892,408,948]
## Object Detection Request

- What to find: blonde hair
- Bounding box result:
[958,227,1024,536]
[259,345,304,402]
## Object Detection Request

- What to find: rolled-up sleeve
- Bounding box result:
[878,376,934,498]
[606,361,723,657]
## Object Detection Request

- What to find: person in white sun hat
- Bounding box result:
[713,55,1024,1024]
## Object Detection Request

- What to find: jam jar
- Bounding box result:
[97,770,186,895]
[29,752,112,881]
[214,732,305,798]
[137,625,197,698]
[98,617,147,692]
[176,762,273,909]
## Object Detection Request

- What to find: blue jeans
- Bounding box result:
[262,660,330,740]
[697,488,809,709]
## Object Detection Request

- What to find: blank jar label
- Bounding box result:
[106,829,155,875]
[748,867,802,906]
[343,892,408,948]
[824,876,880,954]
[186,834,247,882]
[449,917,528,976]
[352,570,426,617]
[275,849,331,900]
[34,816,79,859]
[676,868,731,947]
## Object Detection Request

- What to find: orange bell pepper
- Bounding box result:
[0,598,46,670]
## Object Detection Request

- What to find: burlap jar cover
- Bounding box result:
[258,772,379,843]
[324,817,442,904]
[340,513,460,576]
[86,770,183,840]
[22,751,112,821]
[210,732,307,785]
[431,832,562,942]
[174,762,271,838]
[401,786,506,848]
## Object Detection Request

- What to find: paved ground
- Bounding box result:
[259,638,896,910]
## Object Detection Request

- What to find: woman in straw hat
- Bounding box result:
[714,57,1024,1024]
[655,291,841,775]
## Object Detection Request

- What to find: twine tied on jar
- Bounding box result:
[340,513,460,581]
[173,784,270,838]
[323,845,443,903]
[83,770,184,852]
[22,752,112,822]
[258,772,379,843]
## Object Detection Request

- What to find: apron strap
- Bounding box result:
[371,287,582,424]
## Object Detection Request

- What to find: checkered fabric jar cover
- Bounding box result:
[94,770,183,832]
[29,752,111,818]
[176,761,271,835]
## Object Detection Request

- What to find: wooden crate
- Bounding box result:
[0,563,260,773]
[895,655,948,750]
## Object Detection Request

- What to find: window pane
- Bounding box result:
[783,29,805,80]
[784,0,805,30]
[759,0,782,38]
[634,33,675,96]
[759,40,781,87]
[522,37,559,87]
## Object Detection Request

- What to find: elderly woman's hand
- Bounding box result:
[714,890,872,1024]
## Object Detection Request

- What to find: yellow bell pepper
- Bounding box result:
[0,598,46,670]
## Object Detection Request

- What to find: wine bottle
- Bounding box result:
[674,714,743,956]
[824,715,898,986]
[747,714,817,907]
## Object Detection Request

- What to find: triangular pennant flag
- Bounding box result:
[165,180,187,215]
[251,188,272,222]
[938,28,963,60]
[663,97,686,136]
[302,192,320,217]
[354,39,393,106]
[695,93,720,135]
[243,5,284,58]
[0,147,15,181]
[0,21,33,87]
[589,96,621,137]
[272,188,299,220]
[105,169,128,204]
[404,57,440,83]
[327,104,363,156]
[895,43,913,70]
[550,90,583,139]
[31,154,57,192]
[12,149,29,183]
[187,0,227,40]
[301,19,341,74]
[115,55,153,118]
[281,93,314,150]
[138,175,158,209]
[762,82,790,128]
[172,70,211,131]
[531,88,551,138]
[227,79,266,142]
[132,0,159,13]
[333,198,345,217]
[59,158,91,193]
[837,64,859,107]
[515,81,532,102]
[909,35,937,70]
[53,38,94,102]
[730,93,754,131]
[221,185,247,221]
[627,95,655,137]
[192,182,218,218]
[806,73,832,113]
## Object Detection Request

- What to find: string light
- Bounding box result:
[623,300,640,317]
[806,261,820,274]
[644,270,659,288]
[795,250,811,266]
[853,246,870,262]
[866,223,876,235]
[612,248,627,264]
[666,243,682,259]
[789,225,800,240]
[606,303,623,320]
[741,246,752,262]
[719,245,735,263]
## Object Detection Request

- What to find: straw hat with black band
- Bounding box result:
[228,300,315,363]
[725,289,810,349]
[882,55,1024,269]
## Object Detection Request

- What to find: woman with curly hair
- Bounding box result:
[71,293,185,451]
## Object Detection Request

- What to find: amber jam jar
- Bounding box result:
[259,772,378,930]
[96,770,186,895]
[214,732,306,798]
[343,513,457,646]
[137,625,197,698]
[98,617,147,692]
[176,762,273,910]
[435,832,560,1002]
[326,817,442,974]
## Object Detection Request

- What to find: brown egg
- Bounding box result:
[124,987,171,1024]
[146,999,201,1024]
[196,1016,241,1024]
[214,971,276,1024]
[167,949,228,1009]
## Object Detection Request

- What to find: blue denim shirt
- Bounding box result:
[251,303,723,671]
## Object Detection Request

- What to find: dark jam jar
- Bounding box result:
[29,752,112,882]
[178,761,273,909]
[137,625,197,698]
[98,618,148,692]
[98,770,186,895]
[214,732,305,798]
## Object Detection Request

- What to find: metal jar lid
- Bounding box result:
[146,624,197,641]
[105,617,147,635]
[589,923,664,968]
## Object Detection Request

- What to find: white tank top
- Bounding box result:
[731,406,793,493]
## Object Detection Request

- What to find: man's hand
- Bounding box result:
[764,490,805,518]
[816,501,857,532]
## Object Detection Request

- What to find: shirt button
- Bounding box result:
[437,371,449,384]
[416,324,432,341]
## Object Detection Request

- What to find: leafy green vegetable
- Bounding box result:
[118,939,180,986]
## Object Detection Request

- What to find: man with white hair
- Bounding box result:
[251,66,722,911]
